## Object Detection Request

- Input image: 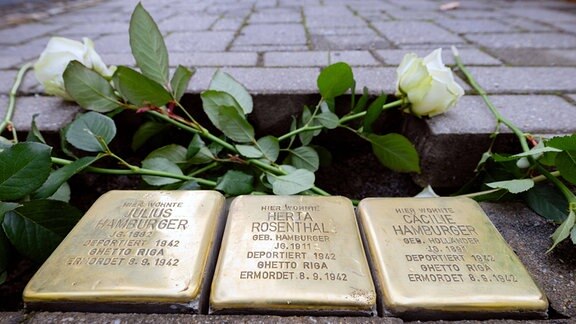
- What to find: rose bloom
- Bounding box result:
[396,48,464,117]
[34,37,114,100]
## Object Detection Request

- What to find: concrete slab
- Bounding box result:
[374,48,502,66]
[465,33,576,49]
[165,31,236,52]
[487,49,576,66]
[466,67,576,93]
[372,21,466,45]
[234,24,307,46]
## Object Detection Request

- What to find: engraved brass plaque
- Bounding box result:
[210,195,376,315]
[358,197,548,319]
[24,190,225,313]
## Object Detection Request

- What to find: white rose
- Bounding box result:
[396,48,464,117]
[34,37,114,100]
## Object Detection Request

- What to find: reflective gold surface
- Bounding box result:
[358,197,548,317]
[24,190,225,309]
[210,195,375,314]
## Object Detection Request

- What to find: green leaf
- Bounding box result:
[571,227,576,245]
[131,121,169,151]
[32,156,99,199]
[257,136,279,162]
[298,106,320,146]
[200,93,255,142]
[368,133,420,173]
[236,145,263,158]
[209,70,253,114]
[2,200,82,263]
[525,184,569,223]
[546,134,576,151]
[0,202,19,223]
[486,179,535,194]
[146,144,187,164]
[547,210,575,252]
[317,62,354,99]
[201,89,244,119]
[129,3,169,87]
[49,182,71,202]
[363,93,387,134]
[63,61,120,113]
[141,157,183,186]
[556,151,576,185]
[316,111,339,129]
[351,87,370,114]
[289,146,319,172]
[215,170,254,195]
[26,114,47,144]
[0,142,52,201]
[113,66,172,107]
[66,112,116,152]
[272,169,315,195]
[187,135,214,164]
[171,65,195,101]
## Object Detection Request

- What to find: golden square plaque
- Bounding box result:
[357,197,548,320]
[23,190,225,313]
[210,195,376,315]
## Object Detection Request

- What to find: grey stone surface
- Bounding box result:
[0,23,63,45]
[466,67,576,93]
[249,9,302,24]
[165,31,235,52]
[500,18,555,32]
[465,33,576,49]
[0,96,81,132]
[211,67,320,94]
[307,26,379,36]
[92,34,131,54]
[0,312,24,324]
[169,52,258,67]
[487,49,576,66]
[351,67,397,94]
[435,19,516,34]
[158,15,217,32]
[234,24,307,46]
[374,48,502,66]
[265,52,329,67]
[210,17,244,31]
[311,34,391,51]
[330,51,380,66]
[230,45,310,52]
[56,22,128,37]
[372,21,466,45]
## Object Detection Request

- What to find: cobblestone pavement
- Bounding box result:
[1,0,575,186]
[0,1,576,322]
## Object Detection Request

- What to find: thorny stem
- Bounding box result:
[0,62,33,136]
[453,48,576,205]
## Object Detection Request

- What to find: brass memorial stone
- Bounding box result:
[24,190,225,313]
[210,195,376,315]
[357,197,548,320]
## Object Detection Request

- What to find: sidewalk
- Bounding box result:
[0,0,575,322]
[1,0,575,185]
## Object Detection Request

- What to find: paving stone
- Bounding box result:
[24,313,401,324]
[0,311,23,324]
[44,11,126,24]
[444,10,508,19]
[0,96,80,132]
[55,21,128,37]
[498,18,556,32]
[306,15,367,28]
[230,45,310,52]
[554,22,576,34]
[387,0,441,10]
[372,21,465,45]
[165,31,235,52]
[375,48,502,66]
[568,94,576,103]
[92,34,131,54]
[311,34,391,51]
[435,19,516,34]
[211,17,244,31]
[0,68,42,95]
[465,33,576,49]
[158,15,218,32]
[264,52,329,67]
[487,49,576,66]
[250,10,302,24]
[505,7,576,24]
[408,95,576,188]
[0,23,63,45]
[330,51,380,66]
[383,10,450,21]
[308,26,379,36]
[0,56,27,69]
[350,67,397,94]
[234,24,307,46]
[211,67,320,94]
[0,38,50,62]
[170,52,258,67]
[467,67,576,93]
